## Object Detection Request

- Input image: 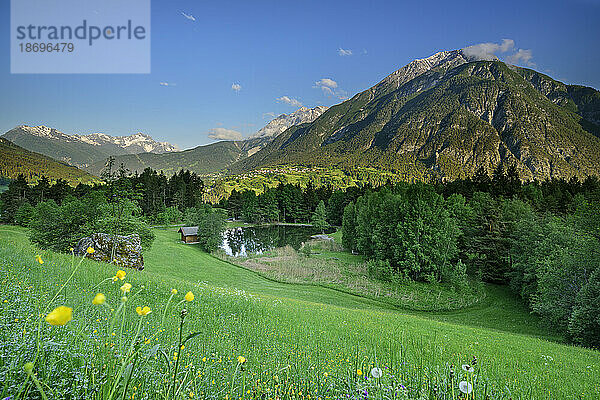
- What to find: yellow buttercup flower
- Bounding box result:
[237,356,246,364]
[112,270,126,281]
[120,283,132,293]
[171,288,178,295]
[45,306,72,326]
[92,293,106,305]
[357,369,363,376]
[35,255,44,265]
[185,291,194,302]
[86,247,95,254]
[136,306,151,316]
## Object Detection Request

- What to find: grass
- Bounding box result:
[217,240,486,312]
[1,225,599,399]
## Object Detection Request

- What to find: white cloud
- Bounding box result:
[462,39,515,60]
[277,96,303,107]
[313,78,339,96]
[231,83,242,92]
[462,39,534,67]
[506,49,535,66]
[499,39,515,52]
[338,47,353,56]
[207,127,243,141]
[181,11,196,21]
[262,112,276,119]
[313,77,347,100]
[159,82,175,87]
[314,78,338,89]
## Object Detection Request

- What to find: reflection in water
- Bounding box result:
[221,225,332,257]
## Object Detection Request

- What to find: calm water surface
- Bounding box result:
[221,225,333,257]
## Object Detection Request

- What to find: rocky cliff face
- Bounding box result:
[249,106,329,139]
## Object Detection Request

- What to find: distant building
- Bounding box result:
[178,226,199,243]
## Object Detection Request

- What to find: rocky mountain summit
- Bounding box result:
[249,106,328,139]
[78,131,178,154]
[231,50,600,181]
[2,125,178,168]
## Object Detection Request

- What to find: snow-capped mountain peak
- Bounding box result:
[249,106,328,139]
[8,125,179,154]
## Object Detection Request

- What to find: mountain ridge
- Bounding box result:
[249,106,328,139]
[2,125,179,168]
[228,50,600,181]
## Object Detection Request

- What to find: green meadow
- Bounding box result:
[1,226,599,399]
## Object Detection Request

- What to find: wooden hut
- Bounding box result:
[178,226,199,243]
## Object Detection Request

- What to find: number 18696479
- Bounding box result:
[19,42,74,52]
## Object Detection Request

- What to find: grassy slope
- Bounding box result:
[1,226,599,399]
[151,229,553,338]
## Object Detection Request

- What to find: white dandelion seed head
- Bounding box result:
[459,381,473,394]
[462,364,473,372]
[370,367,382,378]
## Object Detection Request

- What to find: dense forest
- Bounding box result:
[2,163,599,347]
[0,138,99,185]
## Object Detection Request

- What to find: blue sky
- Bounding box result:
[1,0,599,149]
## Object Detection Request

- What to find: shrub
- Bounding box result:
[568,267,600,348]
[14,202,35,227]
[194,205,227,252]
[154,206,182,225]
[366,259,395,282]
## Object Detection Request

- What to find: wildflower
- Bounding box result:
[23,362,34,374]
[171,288,178,295]
[136,306,152,316]
[113,270,126,281]
[370,367,382,378]
[356,369,363,376]
[92,293,106,305]
[459,381,473,394]
[185,291,194,302]
[35,255,43,265]
[120,283,132,293]
[237,356,246,364]
[323,372,328,377]
[462,364,474,373]
[45,306,72,326]
[86,247,95,254]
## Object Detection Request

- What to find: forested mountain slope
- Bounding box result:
[230,50,600,181]
[0,138,99,184]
